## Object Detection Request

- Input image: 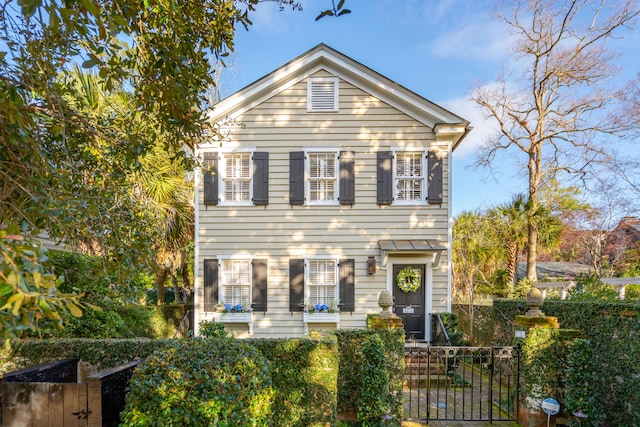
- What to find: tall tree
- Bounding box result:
[488,194,529,287]
[473,0,639,281]
[452,211,501,341]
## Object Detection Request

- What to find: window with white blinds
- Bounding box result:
[307,259,337,305]
[221,259,251,306]
[394,151,425,202]
[308,152,337,203]
[222,152,251,202]
[307,77,338,112]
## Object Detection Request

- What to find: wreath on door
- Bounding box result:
[396,266,422,293]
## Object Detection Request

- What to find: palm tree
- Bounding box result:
[62,67,195,304]
[489,194,563,289]
[488,195,529,288]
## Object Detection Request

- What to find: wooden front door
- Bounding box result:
[393,264,426,341]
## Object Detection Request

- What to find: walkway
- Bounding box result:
[402,421,520,427]
[402,345,522,427]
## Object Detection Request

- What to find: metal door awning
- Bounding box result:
[378,239,446,268]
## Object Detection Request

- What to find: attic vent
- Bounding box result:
[307,77,338,112]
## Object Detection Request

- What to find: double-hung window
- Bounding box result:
[394,151,425,204]
[306,258,338,307]
[307,151,338,204]
[289,150,354,206]
[202,149,268,207]
[220,258,251,307]
[221,151,251,204]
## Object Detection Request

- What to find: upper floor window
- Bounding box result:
[308,151,338,204]
[222,152,251,203]
[394,151,425,203]
[290,150,354,206]
[202,150,269,206]
[307,77,339,112]
[376,150,443,206]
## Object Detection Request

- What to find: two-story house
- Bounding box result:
[194,44,470,340]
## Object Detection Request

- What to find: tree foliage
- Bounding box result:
[0,226,89,347]
[473,0,639,281]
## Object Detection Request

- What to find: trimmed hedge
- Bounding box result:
[2,329,404,426]
[335,328,404,426]
[494,299,640,426]
[121,338,273,426]
[0,338,179,374]
[250,333,338,427]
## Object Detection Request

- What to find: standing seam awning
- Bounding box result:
[378,239,446,268]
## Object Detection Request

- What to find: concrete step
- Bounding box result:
[404,362,446,376]
[403,374,451,388]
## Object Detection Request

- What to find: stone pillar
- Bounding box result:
[370,290,403,330]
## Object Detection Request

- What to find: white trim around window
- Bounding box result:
[304,255,340,306]
[304,148,340,205]
[218,148,255,206]
[217,255,252,308]
[392,149,427,205]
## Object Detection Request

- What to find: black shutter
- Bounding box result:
[428,150,443,204]
[339,151,355,205]
[203,152,218,206]
[289,259,305,312]
[253,152,269,206]
[203,259,218,311]
[289,152,305,205]
[252,259,268,312]
[377,151,393,205]
[339,259,355,312]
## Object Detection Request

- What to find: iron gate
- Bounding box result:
[403,345,520,422]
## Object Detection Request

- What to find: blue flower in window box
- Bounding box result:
[216,303,252,313]
[304,301,338,314]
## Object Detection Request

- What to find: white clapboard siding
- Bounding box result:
[196,68,458,338]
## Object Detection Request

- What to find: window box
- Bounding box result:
[216,312,253,335]
[303,312,340,335]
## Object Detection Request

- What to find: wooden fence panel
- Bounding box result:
[1,382,88,427]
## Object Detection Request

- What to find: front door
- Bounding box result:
[393,264,426,341]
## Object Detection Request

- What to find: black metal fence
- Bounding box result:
[404,345,520,423]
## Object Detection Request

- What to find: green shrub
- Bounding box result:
[121,338,273,426]
[624,284,640,300]
[199,320,230,339]
[334,329,404,426]
[45,250,150,304]
[565,339,602,425]
[492,298,640,426]
[357,334,390,424]
[249,333,338,427]
[0,338,179,374]
[62,306,126,338]
[567,272,618,301]
[439,312,470,346]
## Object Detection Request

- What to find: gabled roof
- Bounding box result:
[209,44,471,150]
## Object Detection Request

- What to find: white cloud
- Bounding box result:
[245,2,295,34]
[443,91,498,158]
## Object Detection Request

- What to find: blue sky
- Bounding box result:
[220,0,640,216]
